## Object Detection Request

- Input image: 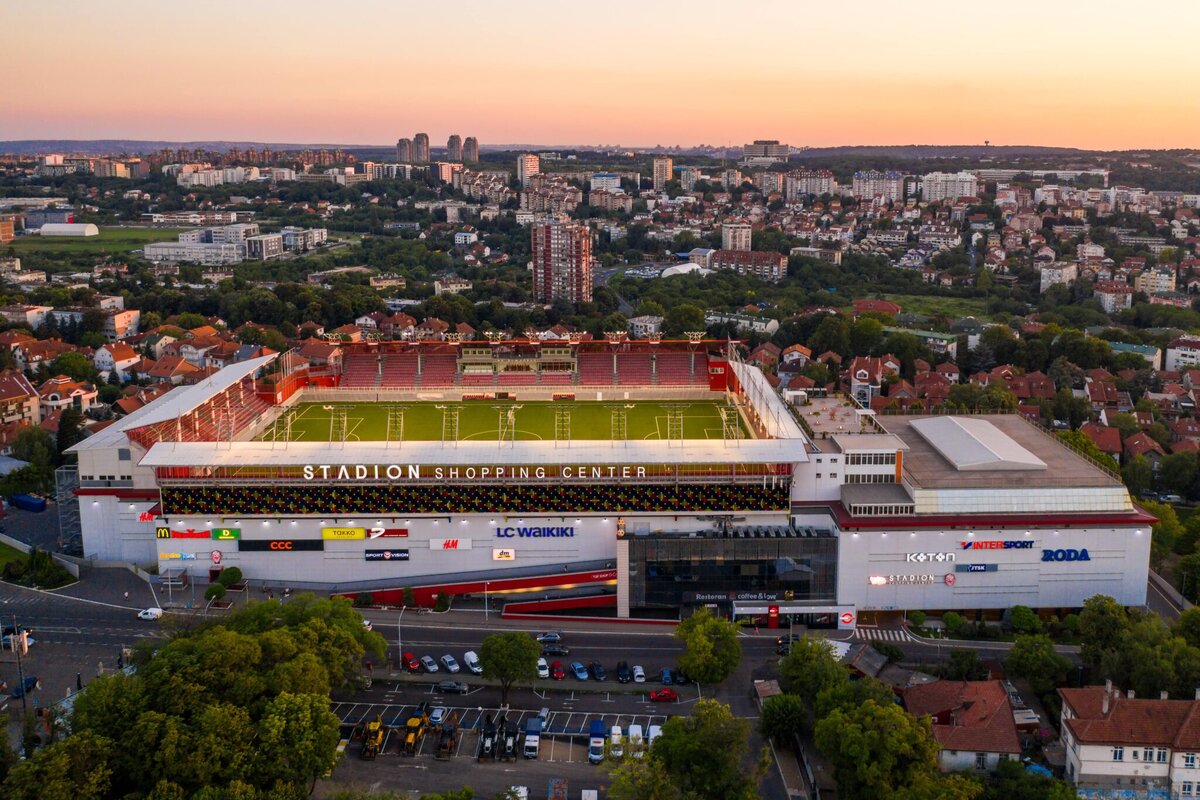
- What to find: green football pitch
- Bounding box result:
[263,401,745,442]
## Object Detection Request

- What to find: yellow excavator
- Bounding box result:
[402,702,431,756]
[360,713,385,760]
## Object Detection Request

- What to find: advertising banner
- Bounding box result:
[238,539,324,552]
[364,549,410,561]
[430,538,472,550]
[322,527,366,540]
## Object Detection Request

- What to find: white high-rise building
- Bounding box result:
[785,170,836,200]
[922,171,979,203]
[517,154,541,188]
[652,157,673,192]
[721,222,752,252]
[591,173,620,192]
[851,170,905,203]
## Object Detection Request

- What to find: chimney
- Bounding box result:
[1128,689,1136,699]
[1106,679,1113,694]
[1162,690,1170,700]
[1103,692,1110,714]
[1195,688,1200,701]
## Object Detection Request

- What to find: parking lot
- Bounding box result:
[332,700,671,762]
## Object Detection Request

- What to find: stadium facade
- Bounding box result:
[69,341,1152,626]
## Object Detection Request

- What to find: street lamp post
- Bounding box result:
[397,606,406,664]
[485,582,490,622]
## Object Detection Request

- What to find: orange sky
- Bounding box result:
[5,0,1198,149]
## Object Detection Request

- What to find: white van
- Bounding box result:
[647,724,662,748]
[610,725,624,758]
[627,724,644,758]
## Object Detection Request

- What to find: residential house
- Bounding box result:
[1060,683,1200,797]
[1080,422,1123,462]
[0,369,40,426]
[903,681,1022,773]
[147,356,200,385]
[781,344,812,368]
[1124,432,1166,469]
[37,375,98,414]
[93,343,140,381]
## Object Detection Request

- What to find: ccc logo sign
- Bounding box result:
[269,541,293,551]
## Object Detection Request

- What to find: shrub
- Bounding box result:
[434,592,450,612]
[353,592,374,608]
[870,640,904,664]
[908,610,926,628]
[217,566,243,587]
[1008,605,1042,634]
[943,611,967,637]
[403,586,416,607]
[204,583,227,602]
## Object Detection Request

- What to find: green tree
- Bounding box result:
[651,699,766,800]
[56,407,85,459]
[1161,452,1200,499]
[478,631,540,706]
[2,731,113,800]
[662,304,706,337]
[1005,635,1071,695]
[1008,605,1042,635]
[1079,595,1129,667]
[813,675,897,720]
[607,754,681,800]
[759,694,806,743]
[49,351,99,383]
[944,649,988,681]
[204,583,227,602]
[1176,607,1200,649]
[942,611,968,637]
[778,637,848,708]
[809,315,851,357]
[1123,455,1153,497]
[814,699,941,799]
[674,607,742,684]
[978,758,1079,800]
[870,639,905,663]
[255,691,341,793]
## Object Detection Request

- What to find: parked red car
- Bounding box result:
[649,688,678,702]
[550,660,566,681]
[402,651,420,672]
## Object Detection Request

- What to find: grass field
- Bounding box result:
[9,227,185,254]
[875,294,989,319]
[264,401,744,442]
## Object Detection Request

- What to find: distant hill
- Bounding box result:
[0,140,375,155]
[792,145,1093,159]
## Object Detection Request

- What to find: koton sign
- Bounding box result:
[430,538,472,550]
[905,552,956,563]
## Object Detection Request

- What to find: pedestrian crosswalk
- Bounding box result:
[852,627,911,642]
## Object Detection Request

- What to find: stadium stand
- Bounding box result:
[616,353,653,385]
[656,352,706,386]
[340,353,378,387]
[379,354,419,388]
[578,352,614,385]
[420,354,458,387]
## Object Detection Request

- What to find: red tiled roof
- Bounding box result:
[904,680,1021,755]
[1061,686,1200,749]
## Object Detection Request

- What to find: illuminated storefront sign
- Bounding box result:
[960,540,1035,550]
[302,464,652,482]
[1042,548,1091,562]
[492,548,516,561]
[495,526,575,538]
[956,564,999,573]
[368,528,408,539]
[159,552,197,560]
[868,574,935,586]
[430,538,471,550]
[238,539,324,552]
[364,549,410,562]
[212,528,241,540]
[322,527,366,540]
[904,552,956,563]
[157,527,210,539]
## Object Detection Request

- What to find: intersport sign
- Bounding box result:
[960,540,1036,550]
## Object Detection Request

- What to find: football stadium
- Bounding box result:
[69,338,1154,624]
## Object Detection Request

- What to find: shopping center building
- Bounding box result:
[66,342,1152,626]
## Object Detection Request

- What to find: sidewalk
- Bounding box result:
[50,565,158,610]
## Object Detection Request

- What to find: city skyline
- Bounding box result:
[5,0,1199,150]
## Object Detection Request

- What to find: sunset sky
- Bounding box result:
[5,0,1199,150]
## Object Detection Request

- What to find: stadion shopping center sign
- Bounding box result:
[301,464,655,482]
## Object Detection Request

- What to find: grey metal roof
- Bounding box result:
[908,416,1046,472]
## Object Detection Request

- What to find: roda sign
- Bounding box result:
[1042,548,1091,562]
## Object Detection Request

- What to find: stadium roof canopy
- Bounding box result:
[137,437,810,468]
[68,355,279,455]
